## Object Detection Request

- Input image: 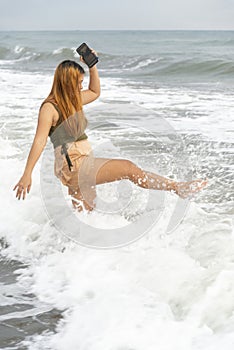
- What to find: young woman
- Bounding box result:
[13,50,207,211]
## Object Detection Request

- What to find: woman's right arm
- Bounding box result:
[81,49,101,105]
[13,103,54,200]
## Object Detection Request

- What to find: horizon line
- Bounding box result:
[0,28,234,32]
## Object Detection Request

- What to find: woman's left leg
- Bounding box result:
[68,186,96,212]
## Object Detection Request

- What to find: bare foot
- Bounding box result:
[174,179,208,199]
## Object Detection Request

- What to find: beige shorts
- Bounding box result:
[54,139,93,190]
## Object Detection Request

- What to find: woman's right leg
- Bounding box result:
[74,157,169,211]
[78,157,207,203]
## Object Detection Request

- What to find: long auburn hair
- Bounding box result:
[43,60,87,139]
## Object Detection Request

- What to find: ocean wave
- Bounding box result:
[91,52,234,78]
[124,58,162,71]
[0,46,11,59]
[153,58,234,77]
[0,44,234,79]
[0,45,76,63]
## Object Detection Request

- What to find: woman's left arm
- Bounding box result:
[13,103,54,200]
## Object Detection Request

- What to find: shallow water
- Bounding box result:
[0,30,233,350]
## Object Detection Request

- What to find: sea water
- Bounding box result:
[0,30,234,349]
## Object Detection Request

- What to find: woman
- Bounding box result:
[13,50,207,212]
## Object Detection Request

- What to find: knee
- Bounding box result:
[120,159,135,177]
[120,159,142,182]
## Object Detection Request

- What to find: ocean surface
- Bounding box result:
[0,30,234,349]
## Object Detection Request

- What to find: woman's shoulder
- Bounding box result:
[40,100,57,112]
[40,101,60,128]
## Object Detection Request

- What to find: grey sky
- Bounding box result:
[0,0,234,30]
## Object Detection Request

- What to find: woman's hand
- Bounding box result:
[79,48,98,66]
[13,173,32,200]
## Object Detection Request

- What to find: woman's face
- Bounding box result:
[78,74,84,91]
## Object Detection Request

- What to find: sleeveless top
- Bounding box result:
[47,101,88,149]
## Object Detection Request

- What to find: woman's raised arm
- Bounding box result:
[81,50,101,105]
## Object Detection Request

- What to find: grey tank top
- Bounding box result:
[46,101,87,149]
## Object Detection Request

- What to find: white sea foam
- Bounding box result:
[14,45,25,54]
[127,58,162,71]
[2,168,234,350]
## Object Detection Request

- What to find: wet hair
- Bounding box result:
[43,60,87,139]
[59,59,85,75]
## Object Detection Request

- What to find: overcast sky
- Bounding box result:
[0,0,234,30]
